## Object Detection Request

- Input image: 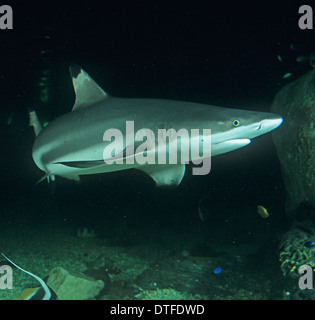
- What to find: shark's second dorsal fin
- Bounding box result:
[70,64,109,111]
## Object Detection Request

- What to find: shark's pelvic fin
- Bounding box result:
[70,64,109,111]
[29,110,42,137]
[138,164,186,187]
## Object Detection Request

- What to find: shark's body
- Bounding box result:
[30,65,283,186]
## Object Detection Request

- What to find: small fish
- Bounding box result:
[7,112,14,125]
[296,56,310,63]
[197,195,209,222]
[213,267,223,274]
[277,55,282,62]
[290,43,297,51]
[304,241,315,248]
[1,253,58,300]
[198,206,204,222]
[282,73,292,79]
[257,205,269,218]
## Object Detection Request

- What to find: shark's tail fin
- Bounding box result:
[29,109,42,137]
[28,110,56,188]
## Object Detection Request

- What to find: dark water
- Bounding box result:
[0,1,313,300]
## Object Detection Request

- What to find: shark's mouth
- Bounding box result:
[214,138,252,145]
[214,138,251,146]
[212,138,251,156]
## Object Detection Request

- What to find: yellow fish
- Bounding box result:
[257,205,269,218]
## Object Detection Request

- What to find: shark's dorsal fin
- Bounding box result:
[137,164,186,187]
[70,64,109,111]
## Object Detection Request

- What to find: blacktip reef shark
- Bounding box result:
[1,253,58,300]
[29,64,283,187]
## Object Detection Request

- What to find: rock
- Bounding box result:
[271,70,315,219]
[47,267,104,300]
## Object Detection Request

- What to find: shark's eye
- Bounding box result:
[232,119,240,127]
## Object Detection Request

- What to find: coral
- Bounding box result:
[279,222,315,277]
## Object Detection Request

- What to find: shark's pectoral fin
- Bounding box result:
[137,164,186,187]
[70,64,109,111]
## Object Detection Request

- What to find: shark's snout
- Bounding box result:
[258,116,283,134]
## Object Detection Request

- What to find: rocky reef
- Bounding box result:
[271,69,315,220]
[271,70,315,299]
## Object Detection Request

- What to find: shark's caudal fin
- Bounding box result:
[28,109,58,185]
[70,64,109,111]
[29,110,55,185]
[29,110,42,137]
